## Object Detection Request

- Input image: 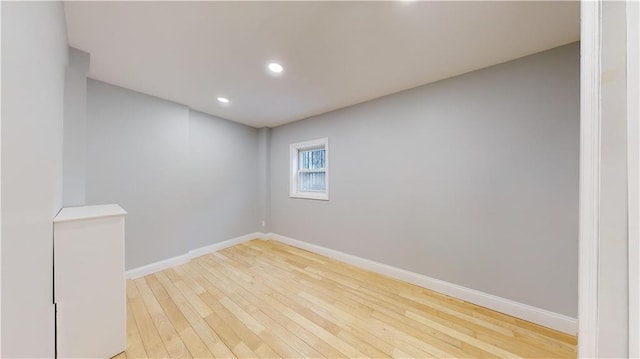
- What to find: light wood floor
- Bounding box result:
[118,239,577,358]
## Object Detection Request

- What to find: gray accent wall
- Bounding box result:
[258,127,272,231]
[63,47,90,207]
[269,43,580,317]
[1,2,68,356]
[86,80,260,269]
[187,110,260,251]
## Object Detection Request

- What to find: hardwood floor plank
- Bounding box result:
[146,275,192,333]
[220,245,479,358]
[229,244,488,357]
[218,297,265,335]
[126,300,149,359]
[135,278,192,359]
[248,240,573,358]
[127,280,170,358]
[192,258,338,358]
[204,309,260,359]
[173,280,212,318]
[122,239,576,359]
[178,327,214,359]
[173,265,206,295]
[144,274,217,358]
[266,240,577,346]
[250,241,575,357]
[154,272,236,358]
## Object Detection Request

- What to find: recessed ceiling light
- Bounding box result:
[217,97,230,104]
[268,62,284,74]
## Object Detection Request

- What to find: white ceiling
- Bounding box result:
[64,1,579,128]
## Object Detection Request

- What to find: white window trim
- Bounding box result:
[289,138,329,200]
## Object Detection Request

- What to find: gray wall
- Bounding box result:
[63,47,90,207]
[258,127,271,231]
[269,43,580,317]
[1,1,68,356]
[187,109,260,251]
[86,80,260,269]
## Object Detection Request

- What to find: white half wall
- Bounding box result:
[1,2,68,356]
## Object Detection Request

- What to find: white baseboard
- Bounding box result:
[125,254,190,279]
[188,232,264,259]
[125,230,577,335]
[125,232,264,279]
[266,232,578,335]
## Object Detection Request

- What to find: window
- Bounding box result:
[290,138,329,200]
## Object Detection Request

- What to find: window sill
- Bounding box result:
[290,192,329,201]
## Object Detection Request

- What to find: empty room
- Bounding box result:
[2,1,638,359]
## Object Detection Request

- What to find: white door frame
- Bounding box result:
[578,0,602,357]
[580,1,639,357]
[627,0,639,356]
